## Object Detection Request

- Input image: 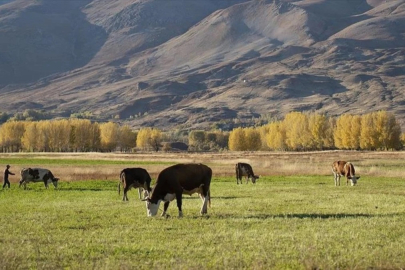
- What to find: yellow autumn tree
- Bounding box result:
[284,112,310,150]
[136,128,151,150]
[35,120,51,151]
[21,121,40,151]
[119,125,136,152]
[99,122,120,151]
[228,127,246,151]
[265,121,287,150]
[360,113,379,150]
[307,113,334,150]
[0,121,26,151]
[70,119,100,151]
[47,119,71,151]
[372,111,402,150]
[149,128,163,152]
[245,127,262,151]
[257,125,270,150]
[136,128,163,151]
[334,114,352,149]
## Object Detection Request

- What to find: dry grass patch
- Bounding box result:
[2,151,405,184]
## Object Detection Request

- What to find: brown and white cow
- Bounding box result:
[118,168,152,201]
[144,163,212,217]
[235,162,259,184]
[332,161,360,186]
[19,168,59,189]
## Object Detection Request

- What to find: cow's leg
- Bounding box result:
[123,184,132,201]
[138,188,143,200]
[44,179,49,189]
[123,187,128,201]
[176,193,183,218]
[333,172,337,186]
[161,201,170,217]
[199,193,209,215]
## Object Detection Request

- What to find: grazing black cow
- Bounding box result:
[144,163,212,217]
[19,168,59,189]
[118,168,152,201]
[235,162,259,184]
[332,161,360,186]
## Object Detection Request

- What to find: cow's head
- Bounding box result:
[52,178,59,188]
[143,197,160,217]
[348,175,360,186]
[252,175,259,184]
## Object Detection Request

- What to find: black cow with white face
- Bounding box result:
[235,162,259,184]
[144,163,212,218]
[118,168,152,201]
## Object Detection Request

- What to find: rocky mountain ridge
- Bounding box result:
[0,0,404,130]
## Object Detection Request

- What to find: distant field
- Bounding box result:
[1,151,405,269]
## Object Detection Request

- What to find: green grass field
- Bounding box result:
[1,173,405,269]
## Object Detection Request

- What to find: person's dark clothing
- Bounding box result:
[3,168,15,189]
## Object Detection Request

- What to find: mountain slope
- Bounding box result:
[0,0,404,130]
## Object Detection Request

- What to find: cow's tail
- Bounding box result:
[118,171,124,195]
[208,189,211,208]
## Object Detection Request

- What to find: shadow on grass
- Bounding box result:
[252,213,375,219]
[182,196,240,200]
[54,187,107,192]
[215,213,399,219]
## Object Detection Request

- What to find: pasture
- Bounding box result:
[1,151,405,269]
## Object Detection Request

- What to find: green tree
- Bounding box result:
[188,130,206,151]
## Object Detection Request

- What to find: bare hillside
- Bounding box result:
[0,0,404,130]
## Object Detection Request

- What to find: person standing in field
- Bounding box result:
[3,165,15,189]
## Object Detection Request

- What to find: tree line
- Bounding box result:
[0,111,403,152]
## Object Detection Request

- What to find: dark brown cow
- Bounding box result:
[235,162,259,184]
[332,161,360,186]
[19,168,59,189]
[118,168,152,201]
[144,163,212,217]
